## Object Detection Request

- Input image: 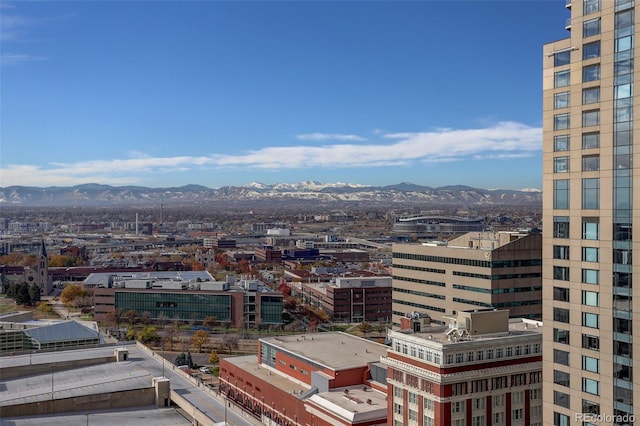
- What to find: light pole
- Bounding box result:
[50,367,54,401]
[162,347,165,378]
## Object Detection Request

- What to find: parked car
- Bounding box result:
[199,366,210,374]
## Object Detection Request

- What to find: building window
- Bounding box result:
[554,50,571,67]
[472,416,485,426]
[554,157,569,173]
[554,135,569,151]
[584,0,600,14]
[582,356,599,373]
[582,132,599,149]
[494,412,504,424]
[554,349,570,366]
[554,369,570,387]
[451,401,464,413]
[553,245,570,260]
[555,70,570,87]
[473,398,485,410]
[512,408,524,421]
[554,412,570,426]
[583,41,601,59]
[582,218,599,240]
[613,248,632,265]
[553,328,570,345]
[582,268,599,284]
[582,178,600,209]
[583,86,600,104]
[554,390,570,408]
[582,400,600,415]
[583,17,601,37]
[582,110,600,127]
[582,247,599,262]
[554,216,570,238]
[582,291,599,306]
[554,307,570,323]
[554,113,570,130]
[554,266,570,281]
[554,286,570,302]
[582,378,600,395]
[555,92,570,109]
[554,180,570,209]
[583,64,600,82]
[582,334,599,351]
[582,312,600,328]
[582,154,600,171]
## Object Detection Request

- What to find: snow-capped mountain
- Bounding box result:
[0,182,542,206]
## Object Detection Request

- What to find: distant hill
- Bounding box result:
[0,182,542,207]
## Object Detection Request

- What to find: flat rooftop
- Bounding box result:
[223,355,310,396]
[307,385,387,424]
[0,406,189,426]
[260,332,387,370]
[393,318,543,347]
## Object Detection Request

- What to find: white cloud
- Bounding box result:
[295,133,367,142]
[1,53,47,64]
[0,121,541,187]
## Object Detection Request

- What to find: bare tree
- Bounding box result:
[222,334,239,354]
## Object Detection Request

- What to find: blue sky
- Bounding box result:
[1,1,569,190]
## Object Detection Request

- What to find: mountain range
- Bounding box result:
[0,182,542,207]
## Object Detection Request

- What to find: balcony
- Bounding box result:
[566,0,571,8]
[565,18,572,31]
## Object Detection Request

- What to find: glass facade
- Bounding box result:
[115,291,232,322]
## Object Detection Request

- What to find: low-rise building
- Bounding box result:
[219,332,388,426]
[382,309,543,426]
[91,272,283,328]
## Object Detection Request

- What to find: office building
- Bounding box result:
[392,231,542,327]
[543,1,638,424]
[91,272,283,328]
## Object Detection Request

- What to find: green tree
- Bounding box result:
[16,282,31,305]
[29,284,41,305]
[138,326,160,344]
[208,350,219,364]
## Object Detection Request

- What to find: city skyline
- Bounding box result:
[1,1,568,189]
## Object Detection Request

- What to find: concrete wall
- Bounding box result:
[0,355,116,380]
[0,388,155,418]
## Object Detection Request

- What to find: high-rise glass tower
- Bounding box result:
[543,1,638,425]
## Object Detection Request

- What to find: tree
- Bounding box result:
[191,329,209,353]
[105,308,124,331]
[165,322,180,351]
[203,316,218,330]
[36,301,54,315]
[358,321,373,338]
[60,284,88,306]
[139,311,151,325]
[374,320,387,337]
[208,350,219,364]
[157,312,169,329]
[29,284,41,305]
[222,334,239,354]
[123,310,138,328]
[174,352,188,367]
[15,283,31,305]
[138,326,160,344]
